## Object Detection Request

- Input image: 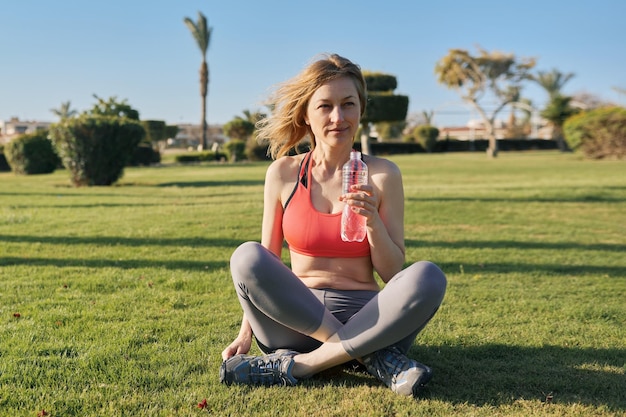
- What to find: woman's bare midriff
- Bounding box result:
[289,250,380,291]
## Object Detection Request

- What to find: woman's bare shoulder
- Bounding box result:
[363,154,401,176]
[266,154,306,181]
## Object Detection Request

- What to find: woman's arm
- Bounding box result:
[344,158,405,282]
[221,313,253,360]
[261,159,290,255]
[368,160,405,282]
[222,159,292,360]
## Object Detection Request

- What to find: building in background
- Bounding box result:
[0,118,52,145]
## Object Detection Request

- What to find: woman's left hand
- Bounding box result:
[340,184,378,223]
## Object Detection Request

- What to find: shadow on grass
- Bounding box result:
[406,192,626,204]
[0,256,228,271]
[308,344,626,411]
[425,261,625,278]
[0,234,245,248]
[0,190,253,199]
[406,239,626,254]
[3,235,624,276]
[423,344,626,410]
[156,180,265,188]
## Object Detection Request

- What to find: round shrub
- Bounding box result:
[129,143,161,166]
[5,130,59,175]
[49,115,145,186]
[245,137,271,161]
[563,106,626,159]
[414,125,440,152]
[223,139,246,162]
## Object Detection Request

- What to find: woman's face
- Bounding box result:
[305,76,361,147]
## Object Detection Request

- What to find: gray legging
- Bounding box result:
[230,241,447,358]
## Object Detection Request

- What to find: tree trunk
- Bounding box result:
[200,61,208,151]
[486,119,498,158]
[200,98,207,151]
[467,99,500,158]
[553,125,571,152]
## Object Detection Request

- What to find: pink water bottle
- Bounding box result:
[341,150,368,242]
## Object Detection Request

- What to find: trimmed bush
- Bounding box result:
[129,143,161,166]
[141,120,167,144]
[174,151,226,163]
[563,106,626,159]
[49,115,145,186]
[0,145,12,172]
[414,125,440,152]
[363,93,409,123]
[223,139,246,162]
[5,130,59,175]
[245,137,271,161]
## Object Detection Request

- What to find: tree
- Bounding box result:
[241,109,266,125]
[223,118,255,141]
[421,110,434,125]
[50,101,78,120]
[224,110,266,141]
[361,72,409,155]
[413,125,440,152]
[572,92,612,110]
[531,69,574,100]
[373,121,406,142]
[88,95,139,120]
[404,110,434,136]
[435,47,536,157]
[141,120,167,145]
[49,115,145,186]
[184,11,213,151]
[540,94,579,151]
[530,69,576,150]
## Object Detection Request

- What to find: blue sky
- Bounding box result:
[1,0,624,128]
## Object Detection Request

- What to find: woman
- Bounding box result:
[220,53,447,398]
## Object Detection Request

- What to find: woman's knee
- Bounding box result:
[407,261,447,300]
[230,241,267,280]
[231,241,262,263]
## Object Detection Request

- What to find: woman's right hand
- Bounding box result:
[221,334,252,361]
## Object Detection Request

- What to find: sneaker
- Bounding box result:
[362,346,433,397]
[219,349,299,387]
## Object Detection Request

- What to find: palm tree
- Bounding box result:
[530,69,576,151]
[184,11,213,151]
[532,69,574,99]
[422,110,434,124]
[540,94,579,151]
[50,101,78,120]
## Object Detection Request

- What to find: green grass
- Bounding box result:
[1,151,624,416]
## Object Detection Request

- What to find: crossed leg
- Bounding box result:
[229,241,447,379]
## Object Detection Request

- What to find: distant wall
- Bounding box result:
[356,138,559,155]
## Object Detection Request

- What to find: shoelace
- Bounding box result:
[379,350,407,379]
[249,357,285,384]
[367,348,409,382]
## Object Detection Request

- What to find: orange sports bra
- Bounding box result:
[282,152,371,258]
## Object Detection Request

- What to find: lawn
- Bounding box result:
[1,151,624,416]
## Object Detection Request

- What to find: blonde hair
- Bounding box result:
[256,53,367,159]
